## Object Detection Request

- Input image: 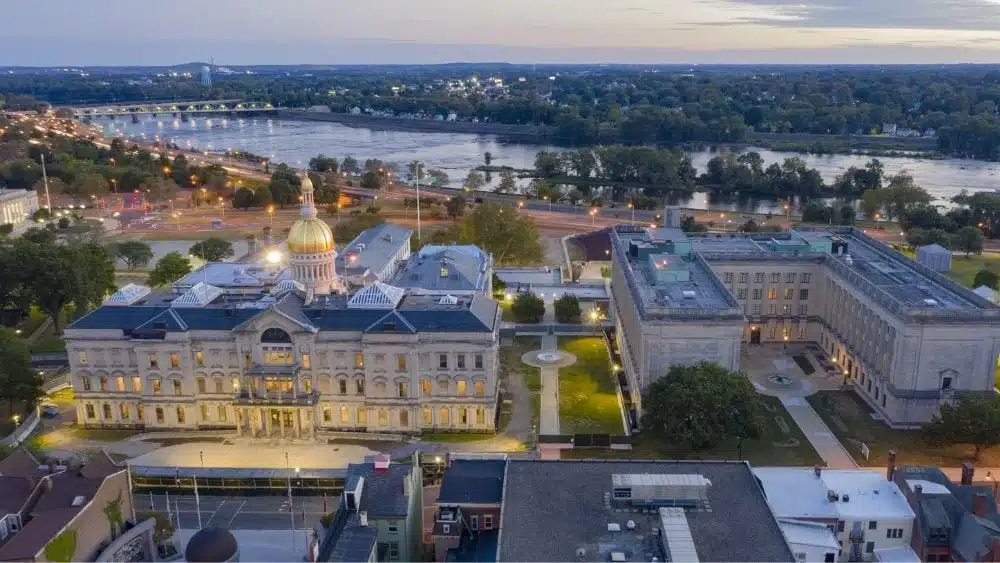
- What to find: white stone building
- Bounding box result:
[610,211,1000,426]
[65,175,500,437]
[0,189,39,233]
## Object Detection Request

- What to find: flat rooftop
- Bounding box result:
[335,222,411,276]
[498,460,794,562]
[754,468,915,521]
[174,262,290,291]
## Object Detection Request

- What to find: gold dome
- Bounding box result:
[286,218,334,254]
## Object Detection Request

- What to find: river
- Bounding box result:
[99,116,1000,214]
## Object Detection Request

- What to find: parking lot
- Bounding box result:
[135,493,336,531]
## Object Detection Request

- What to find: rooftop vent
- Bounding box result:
[611,474,711,508]
[659,507,699,563]
[439,294,459,305]
[610,552,626,563]
[681,290,696,299]
[575,548,586,561]
[923,298,938,306]
[71,495,86,507]
[607,522,621,533]
[626,520,636,530]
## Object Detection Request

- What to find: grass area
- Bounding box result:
[558,336,624,435]
[501,336,541,431]
[29,334,66,353]
[149,437,227,447]
[419,432,493,442]
[808,390,1000,467]
[17,307,49,338]
[66,427,142,442]
[563,395,824,466]
[946,253,1000,288]
[499,301,515,323]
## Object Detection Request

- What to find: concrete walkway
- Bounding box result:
[780,396,858,469]
[539,334,560,435]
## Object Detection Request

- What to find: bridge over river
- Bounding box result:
[67,99,277,118]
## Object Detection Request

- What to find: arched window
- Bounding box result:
[439,407,450,425]
[261,328,294,365]
[261,328,292,344]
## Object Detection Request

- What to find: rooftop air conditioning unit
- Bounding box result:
[682,290,696,299]
[607,522,621,533]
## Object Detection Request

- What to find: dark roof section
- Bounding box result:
[0,507,80,562]
[0,448,42,480]
[568,227,614,261]
[184,526,239,562]
[0,477,36,515]
[439,460,505,505]
[498,460,794,563]
[327,515,377,563]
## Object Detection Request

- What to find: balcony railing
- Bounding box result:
[233,389,318,406]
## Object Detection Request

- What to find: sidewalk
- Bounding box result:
[539,334,560,435]
[780,396,858,469]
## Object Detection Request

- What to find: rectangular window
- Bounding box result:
[770,273,780,283]
[782,327,790,340]
[396,354,407,371]
[768,288,777,300]
[423,407,432,424]
[116,376,126,392]
[332,379,343,395]
[754,273,764,284]
[484,515,494,530]
[460,408,469,425]
[724,272,734,283]
[169,353,180,369]
[739,272,749,284]
[341,407,350,425]
[232,378,241,393]
[457,354,466,369]
[131,376,142,393]
[785,272,796,284]
[172,380,182,395]
[474,354,484,370]
[151,378,162,394]
[99,376,108,391]
[868,521,877,530]
[323,408,332,423]
[78,351,88,365]
[456,380,467,396]
[218,405,227,422]
[768,304,777,315]
[470,516,478,531]
[421,379,431,396]
[82,376,92,391]
[751,304,761,316]
[357,407,367,425]
[398,382,408,398]
[197,378,207,393]
[102,403,112,419]
[866,542,874,554]
[752,288,762,300]
[782,304,791,315]
[353,352,364,369]
[119,404,130,420]
[304,378,312,393]
[378,408,388,427]
[438,354,448,369]
[800,273,811,283]
[86,404,95,419]
[438,379,449,394]
[737,288,748,300]
[155,407,164,423]
[136,405,144,421]
[799,305,808,316]
[388,542,399,560]
[942,377,952,390]
[195,351,204,367]
[176,407,185,424]
[388,523,398,533]
[374,353,385,364]
[200,404,210,421]
[149,353,158,369]
[302,353,311,369]
[783,287,794,300]
[356,379,365,396]
[476,407,485,424]
[800,289,809,300]
[215,379,224,393]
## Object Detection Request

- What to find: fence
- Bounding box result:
[0,411,39,448]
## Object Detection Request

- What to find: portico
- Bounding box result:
[236,405,316,439]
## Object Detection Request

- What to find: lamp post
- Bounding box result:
[590,208,597,225]
[218,197,225,220]
[628,202,634,224]
[268,205,274,230]
[172,212,181,231]
[543,195,551,213]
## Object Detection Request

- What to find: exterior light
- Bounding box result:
[266,250,283,264]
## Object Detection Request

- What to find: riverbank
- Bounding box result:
[277,109,555,142]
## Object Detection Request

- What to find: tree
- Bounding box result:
[43,528,77,563]
[114,240,154,270]
[315,181,340,205]
[360,170,384,191]
[32,208,50,222]
[254,185,273,207]
[464,171,485,192]
[268,164,301,208]
[0,224,12,237]
[139,177,178,205]
[428,168,450,188]
[954,225,985,256]
[445,196,467,220]
[534,151,565,178]
[147,252,192,287]
[860,189,883,219]
[484,151,493,166]
[233,187,256,210]
[495,169,517,194]
[189,238,235,262]
[924,393,1000,461]
[973,269,999,289]
[510,292,545,323]
[0,328,43,418]
[491,273,507,299]
[907,228,952,249]
[309,154,338,173]
[341,156,359,174]
[641,362,762,451]
[680,215,707,233]
[553,293,581,323]
[68,172,109,198]
[451,203,544,265]
[335,214,385,244]
[802,200,833,224]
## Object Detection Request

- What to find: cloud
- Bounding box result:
[709,0,1000,30]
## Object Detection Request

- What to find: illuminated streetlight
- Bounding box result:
[628,201,635,224]
[590,208,597,225]
[266,249,283,264]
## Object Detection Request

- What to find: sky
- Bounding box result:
[4,0,1000,65]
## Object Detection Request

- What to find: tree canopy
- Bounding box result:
[189,238,235,262]
[924,394,1000,461]
[553,293,581,323]
[510,292,545,323]
[114,240,154,270]
[148,252,192,287]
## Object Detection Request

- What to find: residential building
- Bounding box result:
[316,455,423,562]
[66,174,501,436]
[0,451,151,562]
[497,460,795,562]
[754,466,916,562]
[0,188,40,234]
[893,462,1000,561]
[431,458,505,562]
[610,211,1000,426]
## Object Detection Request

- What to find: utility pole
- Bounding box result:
[415,163,422,243]
[40,153,52,211]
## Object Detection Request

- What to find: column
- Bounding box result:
[279,409,286,438]
[263,408,272,437]
[236,408,244,435]
[294,409,301,439]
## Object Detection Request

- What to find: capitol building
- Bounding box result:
[65,174,500,437]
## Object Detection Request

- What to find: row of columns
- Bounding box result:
[236,406,312,439]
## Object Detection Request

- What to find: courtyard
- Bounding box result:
[557,336,626,435]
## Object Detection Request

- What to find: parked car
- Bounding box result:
[40,403,60,418]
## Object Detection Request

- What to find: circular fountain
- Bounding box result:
[536,352,564,364]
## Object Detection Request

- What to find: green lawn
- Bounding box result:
[563,395,823,466]
[808,390,1000,467]
[946,253,1000,288]
[558,337,625,435]
[499,301,516,323]
[67,427,142,442]
[420,432,493,442]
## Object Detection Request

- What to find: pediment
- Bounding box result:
[234,307,315,335]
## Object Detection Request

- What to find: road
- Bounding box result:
[135,493,335,530]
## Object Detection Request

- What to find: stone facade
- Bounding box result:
[0,189,39,234]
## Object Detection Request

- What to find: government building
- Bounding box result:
[0,188,40,234]
[611,209,1000,427]
[65,174,500,437]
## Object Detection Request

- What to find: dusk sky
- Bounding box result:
[5,0,1000,65]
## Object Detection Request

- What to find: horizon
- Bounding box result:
[4,0,1000,66]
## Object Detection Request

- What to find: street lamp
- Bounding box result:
[628,202,635,224]
[267,205,275,230]
[590,208,597,225]
[218,197,225,220]
[172,211,181,231]
[266,249,283,265]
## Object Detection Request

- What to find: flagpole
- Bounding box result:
[415,165,422,244]
[194,475,202,530]
[40,153,52,211]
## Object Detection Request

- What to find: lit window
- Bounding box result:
[784,288,794,300]
[396,354,407,371]
[176,407,185,424]
[149,353,158,369]
[302,353,311,369]
[341,406,350,424]
[323,408,332,422]
[78,351,88,365]
[354,353,364,369]
[195,351,204,367]
[232,378,241,393]
[151,378,162,394]
[476,407,485,425]
[357,407,368,425]
[136,405,144,421]
[768,288,777,300]
[172,380,182,395]
[439,407,450,425]
[456,380,467,396]
[421,379,431,396]
[474,380,485,397]
[378,408,388,427]
[440,266,449,277]
[218,406,227,422]
[423,407,432,424]
[85,404,95,419]
[116,376,125,392]
[303,378,312,393]
[131,376,141,393]
[782,327,791,340]
[200,404,210,421]
[169,353,180,369]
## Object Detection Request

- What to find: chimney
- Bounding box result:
[359,511,368,527]
[962,462,975,486]
[814,466,822,478]
[445,452,453,469]
[887,450,897,481]
[914,484,923,503]
[974,492,989,517]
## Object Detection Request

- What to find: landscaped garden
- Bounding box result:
[808,390,1000,467]
[557,336,625,435]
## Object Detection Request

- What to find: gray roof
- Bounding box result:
[439,460,505,505]
[497,460,794,562]
[393,245,489,293]
[335,223,412,276]
[327,516,377,563]
[918,243,951,255]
